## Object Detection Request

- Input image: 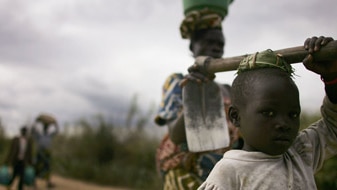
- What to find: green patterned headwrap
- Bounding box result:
[237,49,294,76]
[180,8,223,39]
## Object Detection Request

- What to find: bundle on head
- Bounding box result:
[36,113,56,125]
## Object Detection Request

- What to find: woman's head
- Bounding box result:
[229,50,301,155]
[189,28,224,58]
[179,8,225,58]
[20,126,28,136]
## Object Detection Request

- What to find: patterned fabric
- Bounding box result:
[237,49,294,75]
[195,153,223,181]
[156,133,187,175]
[155,73,227,189]
[156,135,225,189]
[180,8,223,39]
[163,168,202,190]
[154,73,184,126]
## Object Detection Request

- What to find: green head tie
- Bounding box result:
[237,49,294,76]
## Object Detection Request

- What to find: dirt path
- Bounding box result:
[0,175,131,190]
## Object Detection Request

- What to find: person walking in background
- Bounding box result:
[154,4,240,189]
[5,126,33,190]
[31,114,59,189]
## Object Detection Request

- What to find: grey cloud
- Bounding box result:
[0,0,180,67]
[64,76,130,115]
[0,0,336,136]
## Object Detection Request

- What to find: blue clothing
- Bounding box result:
[31,125,58,179]
[155,73,184,126]
[32,127,58,151]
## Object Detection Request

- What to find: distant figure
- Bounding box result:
[31,114,59,188]
[5,126,33,190]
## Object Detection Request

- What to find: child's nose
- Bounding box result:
[275,117,291,131]
[275,123,290,131]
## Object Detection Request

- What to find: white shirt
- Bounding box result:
[18,137,27,160]
[198,97,337,190]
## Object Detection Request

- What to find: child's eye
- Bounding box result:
[262,111,275,117]
[289,112,300,119]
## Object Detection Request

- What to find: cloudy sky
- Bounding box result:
[1,0,337,136]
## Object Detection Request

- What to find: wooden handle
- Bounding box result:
[205,40,337,73]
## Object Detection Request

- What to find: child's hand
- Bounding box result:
[303,36,337,78]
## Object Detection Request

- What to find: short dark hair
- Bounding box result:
[231,68,297,108]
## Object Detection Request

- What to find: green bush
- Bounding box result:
[315,156,337,190]
[52,116,162,189]
[0,124,10,163]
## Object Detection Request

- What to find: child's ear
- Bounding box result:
[228,106,240,127]
[189,42,193,52]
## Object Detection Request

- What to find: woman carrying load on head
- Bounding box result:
[154,2,241,189]
[31,114,59,189]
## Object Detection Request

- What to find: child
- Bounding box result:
[198,36,337,189]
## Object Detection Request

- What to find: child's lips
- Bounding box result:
[274,139,290,142]
[273,135,292,143]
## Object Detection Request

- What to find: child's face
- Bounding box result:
[238,76,301,155]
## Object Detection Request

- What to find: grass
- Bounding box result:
[51,116,162,189]
[0,111,336,189]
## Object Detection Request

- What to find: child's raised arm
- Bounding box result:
[303,36,337,103]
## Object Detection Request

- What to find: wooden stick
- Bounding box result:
[205,40,337,73]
